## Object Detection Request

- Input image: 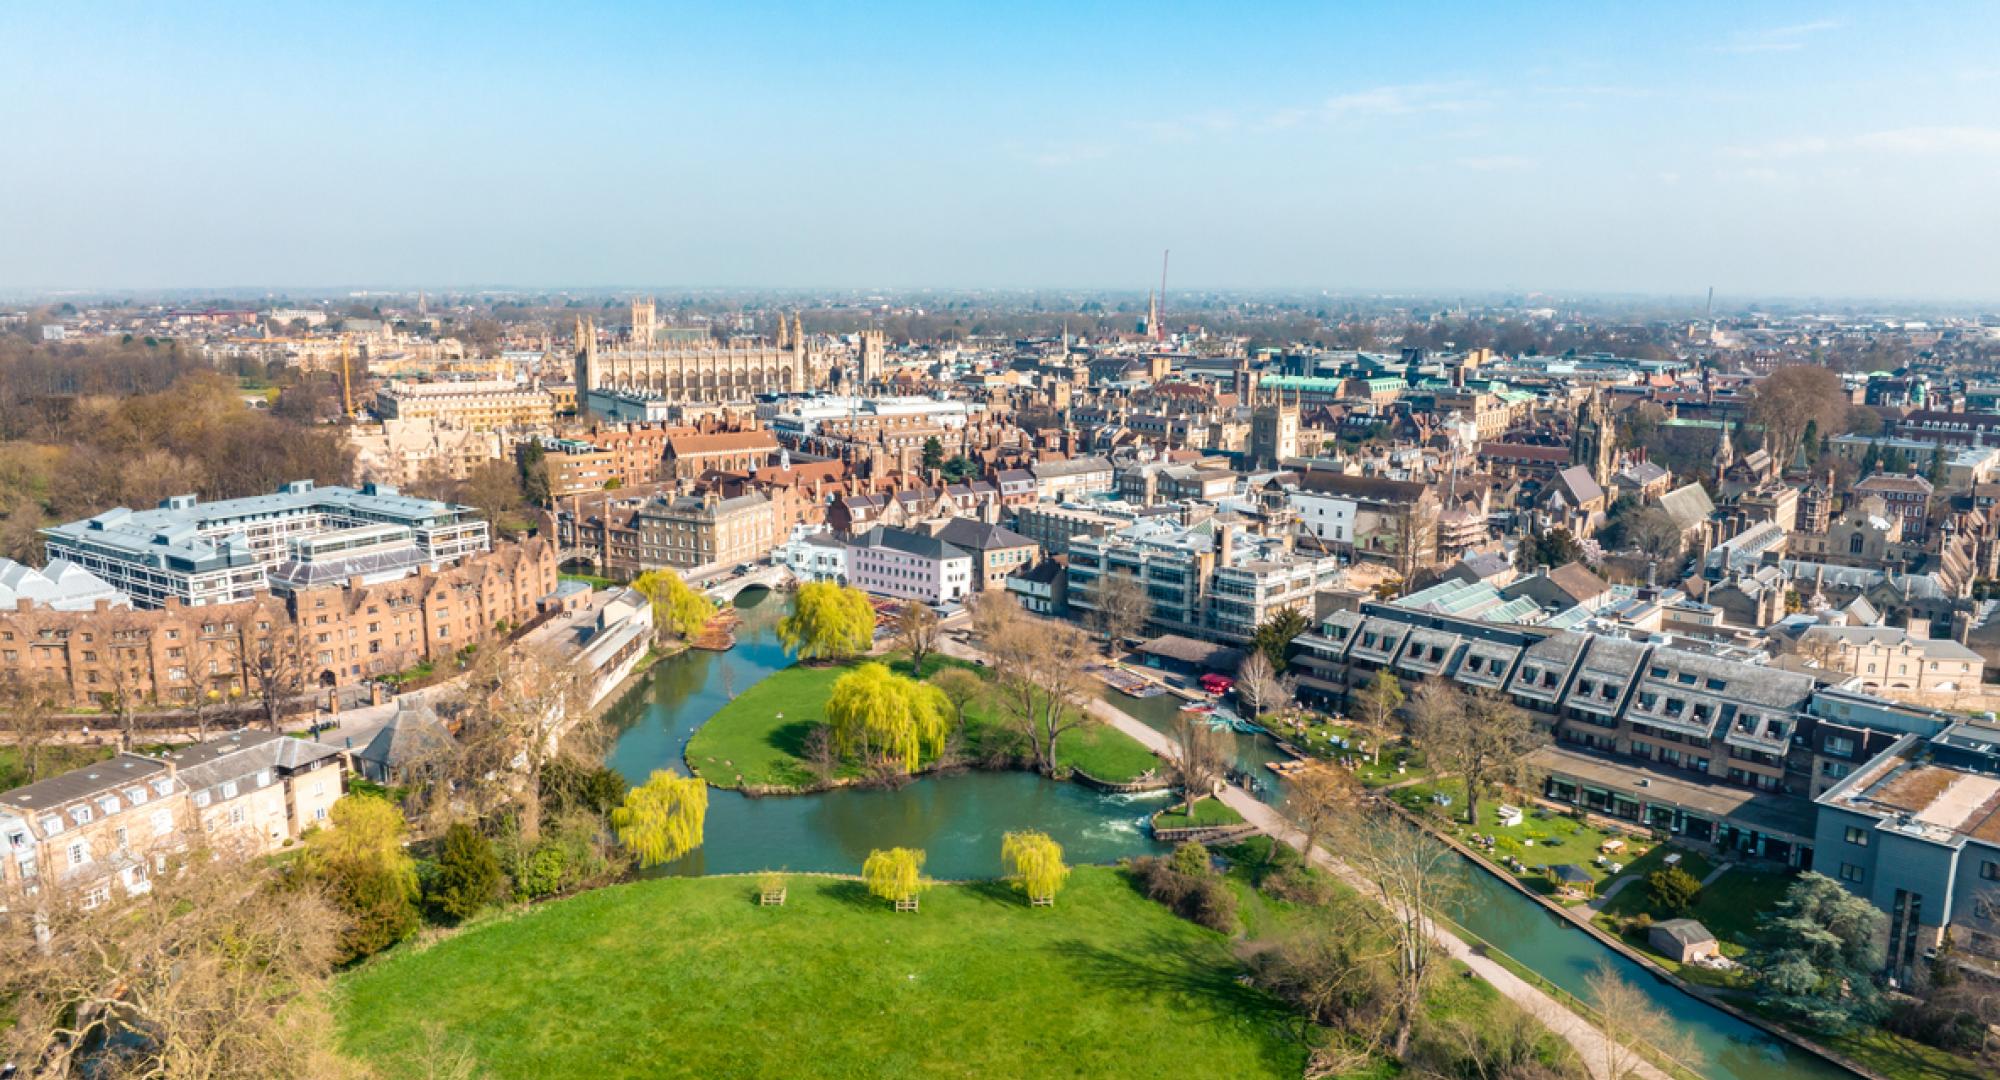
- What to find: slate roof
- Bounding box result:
[933,518,1036,552]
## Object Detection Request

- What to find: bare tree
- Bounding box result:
[1353,668,1404,766]
[1409,681,1544,828]
[1584,960,1703,1079]
[983,600,1098,776]
[1090,572,1152,654]
[1171,711,1230,812]
[1236,650,1297,720]
[803,723,839,783]
[0,848,350,1079]
[894,602,941,673]
[0,669,68,783]
[1287,764,1358,858]
[232,622,311,733]
[1334,811,1464,1060]
[449,643,593,843]
[94,613,152,750]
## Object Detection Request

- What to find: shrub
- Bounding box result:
[515,843,568,901]
[1131,852,1237,933]
[427,823,504,922]
[1646,865,1701,915]
[1172,841,1212,878]
[1261,865,1336,907]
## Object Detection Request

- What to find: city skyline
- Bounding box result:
[4,2,1998,299]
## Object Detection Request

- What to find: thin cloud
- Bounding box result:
[1729,126,2000,159]
[1712,19,1841,54]
[1318,82,1487,120]
[1456,154,1537,173]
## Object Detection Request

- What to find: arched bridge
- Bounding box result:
[700,564,795,602]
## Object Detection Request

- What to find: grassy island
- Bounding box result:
[685,654,1159,791]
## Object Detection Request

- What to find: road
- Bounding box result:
[935,634,1659,1080]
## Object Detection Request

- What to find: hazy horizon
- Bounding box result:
[5,2,1998,300]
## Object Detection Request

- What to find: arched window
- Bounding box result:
[1849,533,1865,555]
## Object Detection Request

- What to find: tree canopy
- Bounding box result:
[293,794,420,961]
[1748,872,1888,1033]
[824,661,952,773]
[778,581,877,662]
[632,568,717,640]
[1001,830,1070,905]
[862,847,930,907]
[1251,608,1311,671]
[612,771,709,868]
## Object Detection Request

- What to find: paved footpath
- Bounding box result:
[936,638,1664,1080]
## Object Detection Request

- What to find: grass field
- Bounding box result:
[1153,797,1245,831]
[686,654,1161,789]
[336,868,1309,1079]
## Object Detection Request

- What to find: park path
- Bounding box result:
[935,637,1661,1080]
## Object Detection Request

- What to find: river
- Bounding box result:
[605,598,1854,1079]
[600,590,1167,880]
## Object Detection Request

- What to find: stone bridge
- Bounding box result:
[701,564,795,602]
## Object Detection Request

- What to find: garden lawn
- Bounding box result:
[687,654,1161,790]
[336,868,1307,1080]
[1394,779,1655,888]
[1153,797,1245,831]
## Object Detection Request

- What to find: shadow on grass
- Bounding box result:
[765,718,819,758]
[1052,931,1307,1076]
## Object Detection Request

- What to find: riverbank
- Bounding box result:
[337,868,1310,1079]
[683,653,1163,794]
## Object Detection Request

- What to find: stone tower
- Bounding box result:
[1250,387,1300,471]
[1570,390,1614,487]
[630,298,657,345]
[858,329,886,386]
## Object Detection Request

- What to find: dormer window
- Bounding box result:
[220,782,238,799]
[194,791,211,809]
[1465,656,1483,673]
[1705,678,1727,691]
[1676,672,1696,686]
[97,796,119,815]
[39,815,61,835]
[1541,671,1557,688]
[70,806,92,825]
[125,786,147,805]
[1578,679,1596,696]
[151,779,172,797]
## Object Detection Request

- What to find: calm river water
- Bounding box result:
[600,592,1167,880]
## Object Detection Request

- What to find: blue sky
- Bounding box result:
[2,2,1996,298]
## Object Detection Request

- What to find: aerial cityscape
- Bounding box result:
[2,4,1999,1080]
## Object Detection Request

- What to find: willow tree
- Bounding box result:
[1001,830,1069,906]
[612,771,709,868]
[779,581,877,663]
[632,568,716,641]
[825,662,952,773]
[862,847,929,910]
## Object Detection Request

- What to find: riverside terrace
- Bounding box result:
[1292,602,1972,872]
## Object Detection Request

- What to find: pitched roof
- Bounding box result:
[1658,483,1716,529]
[859,526,969,562]
[934,518,1036,552]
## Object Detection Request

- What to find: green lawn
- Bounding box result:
[1153,797,1245,831]
[687,654,1161,790]
[1394,779,1657,890]
[0,743,115,792]
[336,869,1309,1079]
[560,571,620,590]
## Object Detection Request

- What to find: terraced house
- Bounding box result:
[1294,602,1971,870]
